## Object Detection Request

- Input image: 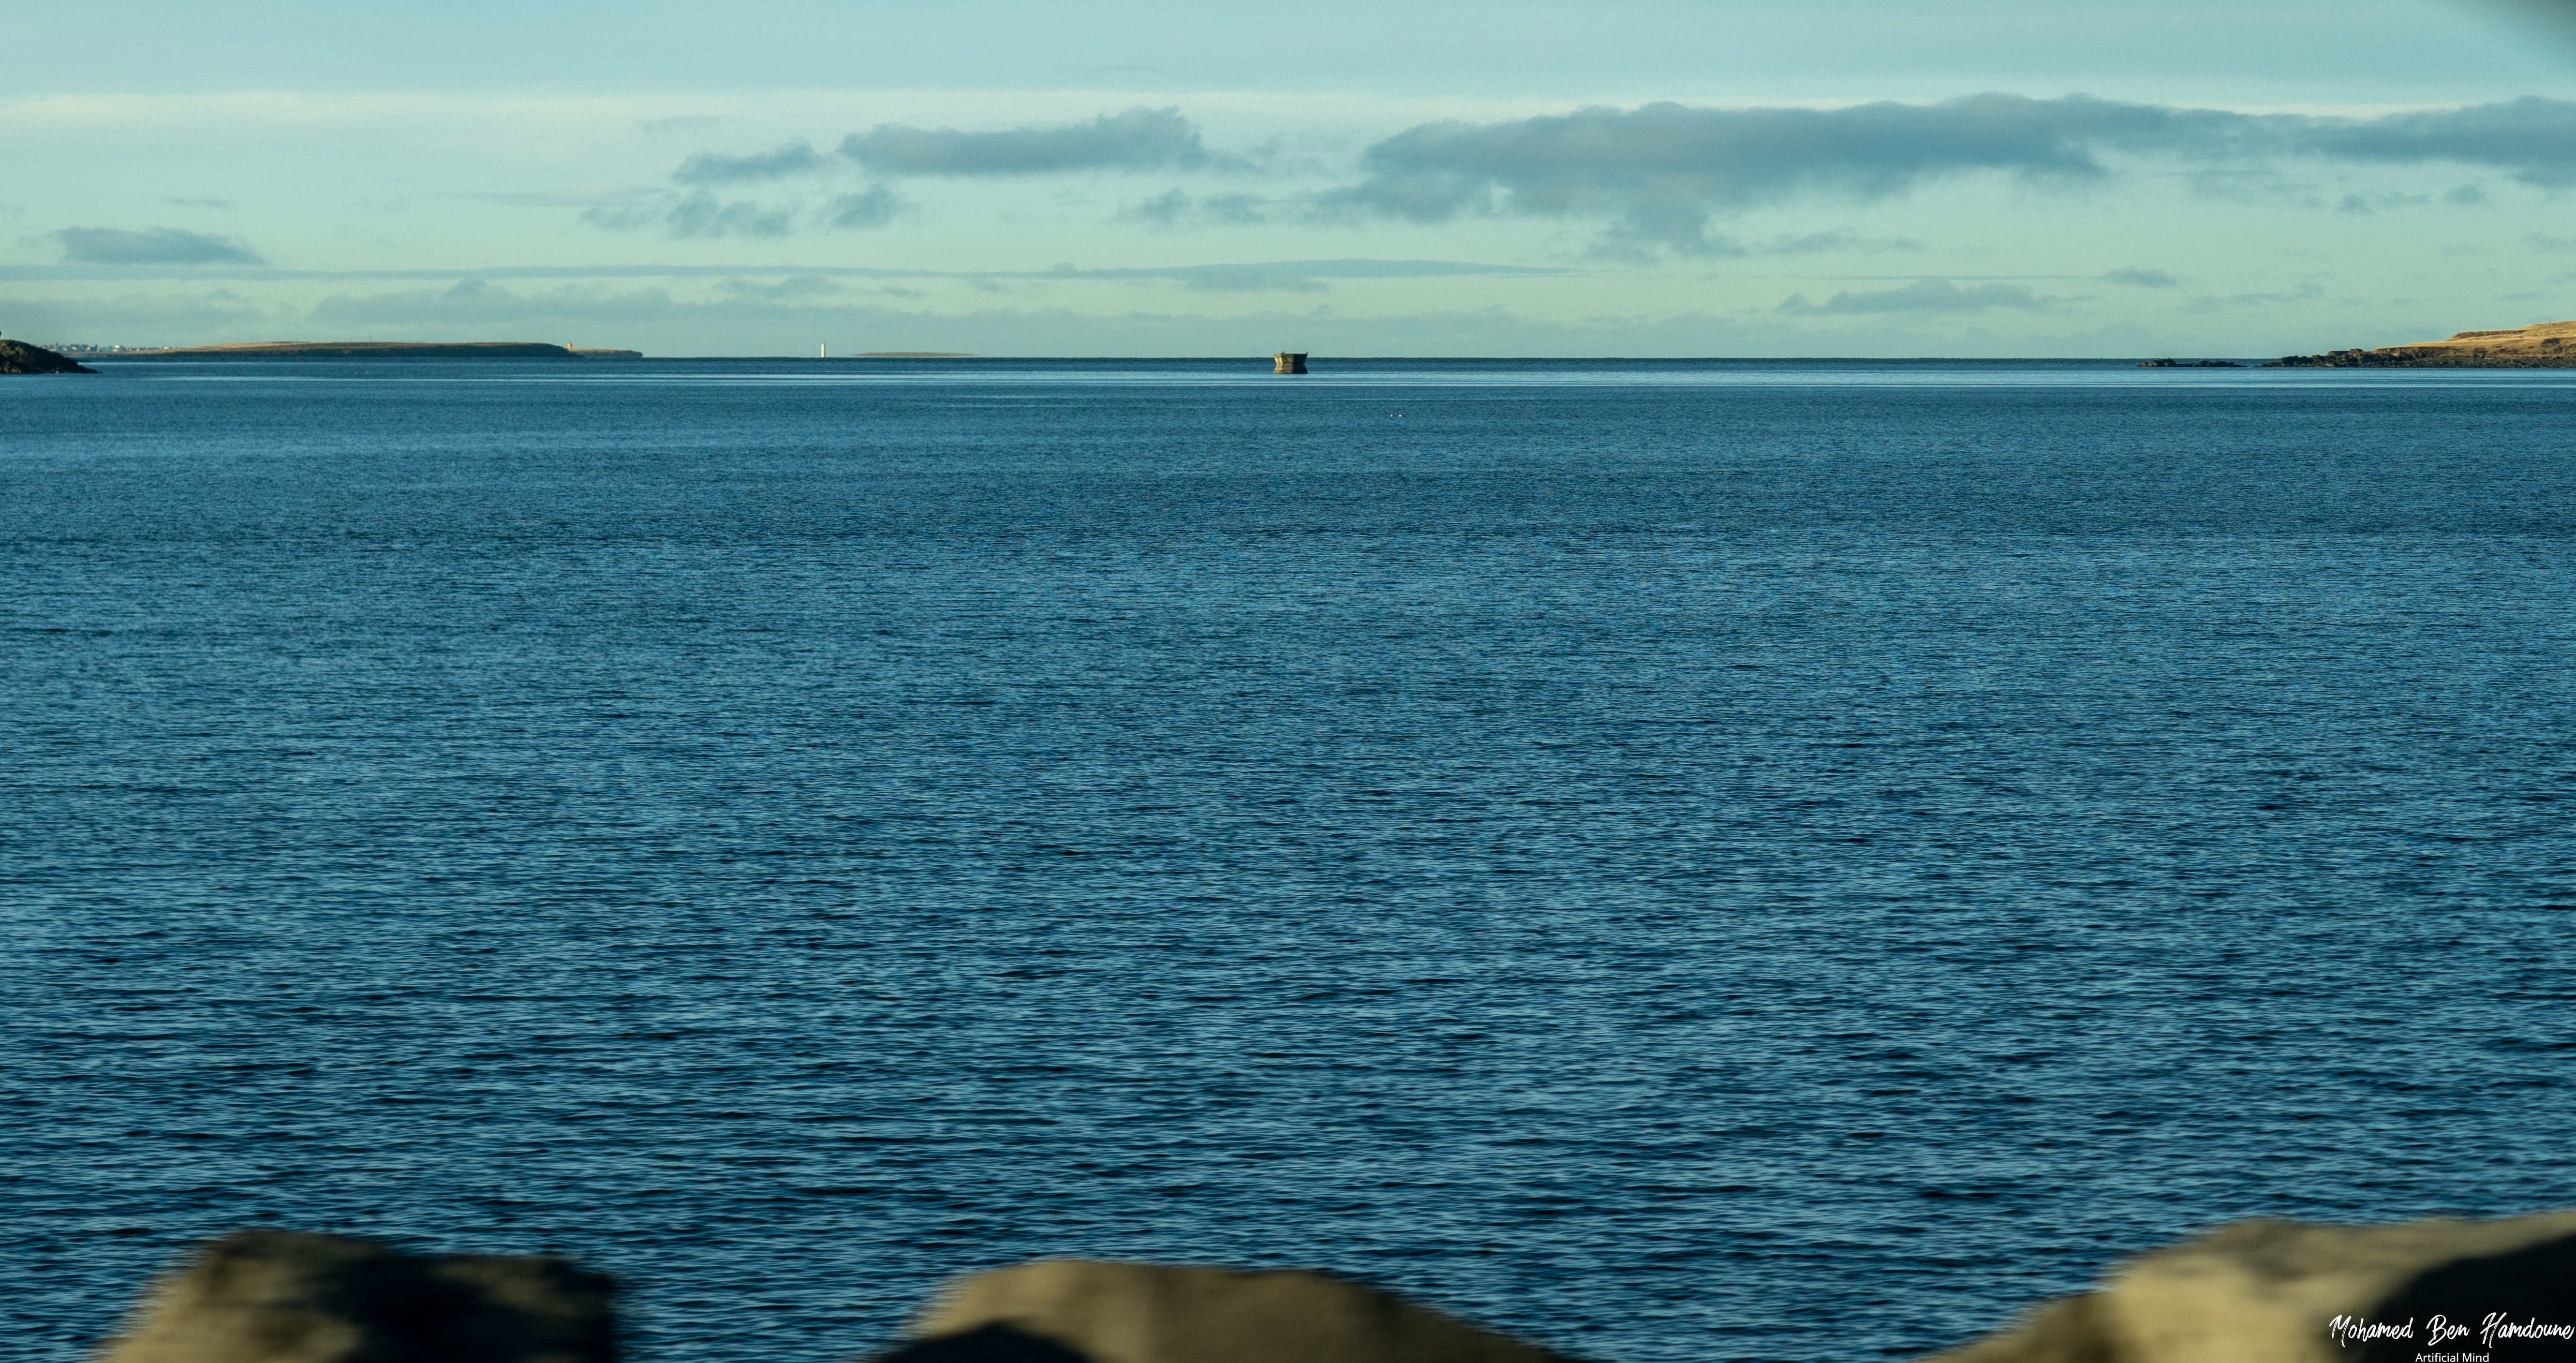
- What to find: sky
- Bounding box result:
[8,0,2576,356]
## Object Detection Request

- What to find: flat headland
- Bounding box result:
[105,341,642,360]
[2267,318,2576,367]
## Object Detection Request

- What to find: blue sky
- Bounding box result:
[8,0,2576,356]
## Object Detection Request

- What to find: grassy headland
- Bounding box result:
[2268,319,2576,367]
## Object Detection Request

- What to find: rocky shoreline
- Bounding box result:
[87,1207,2576,1363]
[2266,319,2576,368]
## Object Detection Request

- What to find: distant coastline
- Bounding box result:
[97,341,642,360]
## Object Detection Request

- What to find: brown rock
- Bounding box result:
[1928,1207,2576,1363]
[885,1259,1572,1363]
[96,1229,617,1363]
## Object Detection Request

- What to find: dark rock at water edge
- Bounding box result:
[887,1259,1576,1363]
[2135,357,2242,368]
[82,1208,2576,1363]
[96,1229,617,1363]
[0,339,97,373]
[2266,345,2576,368]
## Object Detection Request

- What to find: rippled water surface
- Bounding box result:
[5,358,2574,1361]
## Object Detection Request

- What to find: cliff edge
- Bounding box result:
[2268,318,2576,367]
[0,339,97,374]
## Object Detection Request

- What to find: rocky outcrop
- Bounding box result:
[1273,352,1308,374]
[2268,319,2576,367]
[84,1210,2576,1363]
[2134,358,2241,368]
[884,1259,1574,1363]
[1929,1207,2576,1363]
[96,1229,617,1363]
[0,339,97,373]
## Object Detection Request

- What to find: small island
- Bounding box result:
[104,341,641,360]
[2267,318,2576,367]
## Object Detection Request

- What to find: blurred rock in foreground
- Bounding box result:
[881,1259,1575,1363]
[97,1229,616,1363]
[1931,1207,2576,1363]
[87,1208,2576,1363]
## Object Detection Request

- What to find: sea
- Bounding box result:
[4,357,2573,1362]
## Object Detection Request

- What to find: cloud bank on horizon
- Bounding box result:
[46,227,265,267]
[588,95,2576,257]
[7,0,2576,355]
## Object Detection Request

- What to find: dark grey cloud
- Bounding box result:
[1775,278,2051,315]
[1123,189,1191,225]
[582,192,802,238]
[1750,230,1925,255]
[1610,227,1927,260]
[674,139,832,185]
[824,187,903,230]
[631,108,1209,238]
[2303,97,2576,186]
[663,193,796,238]
[1328,97,2169,252]
[572,177,896,237]
[1119,189,1278,227]
[2101,267,2181,288]
[1326,95,2576,253]
[841,106,1210,177]
[1037,258,1569,294]
[48,226,263,266]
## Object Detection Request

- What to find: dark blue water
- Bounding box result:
[5,358,2573,1362]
